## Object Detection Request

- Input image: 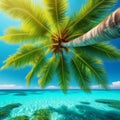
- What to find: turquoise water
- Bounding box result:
[0,90,120,120]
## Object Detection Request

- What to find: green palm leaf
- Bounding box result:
[1,44,44,69]
[43,0,68,28]
[26,55,46,85]
[69,0,117,38]
[0,27,38,44]
[0,0,51,36]
[76,43,120,60]
[71,56,90,92]
[72,50,108,89]
[56,55,70,92]
[38,56,57,88]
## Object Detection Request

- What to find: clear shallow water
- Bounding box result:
[0,90,120,120]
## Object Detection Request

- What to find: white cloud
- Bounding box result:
[0,81,120,90]
[90,85,101,89]
[46,86,80,89]
[112,81,120,86]
[90,81,120,89]
[41,81,120,90]
[110,81,120,89]
[46,85,59,89]
[34,86,41,89]
[69,86,79,89]
[0,84,24,89]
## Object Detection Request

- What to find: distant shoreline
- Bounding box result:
[0,89,120,91]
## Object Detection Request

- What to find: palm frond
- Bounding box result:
[72,50,108,89]
[69,0,117,38]
[76,43,120,60]
[0,27,39,44]
[56,55,70,92]
[1,44,44,69]
[38,56,57,88]
[0,0,52,35]
[26,54,47,85]
[43,0,68,29]
[71,56,91,92]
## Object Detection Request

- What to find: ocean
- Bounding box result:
[0,90,120,120]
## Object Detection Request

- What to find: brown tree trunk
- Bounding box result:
[62,8,120,47]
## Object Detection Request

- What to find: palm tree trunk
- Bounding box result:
[62,8,120,47]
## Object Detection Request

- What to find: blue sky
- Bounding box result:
[0,0,120,89]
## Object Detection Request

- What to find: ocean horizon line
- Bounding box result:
[0,89,120,91]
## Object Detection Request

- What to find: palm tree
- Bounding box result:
[0,0,120,92]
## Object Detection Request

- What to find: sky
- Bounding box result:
[0,0,120,90]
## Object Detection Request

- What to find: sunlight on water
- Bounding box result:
[0,90,120,120]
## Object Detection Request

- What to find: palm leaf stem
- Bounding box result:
[71,57,85,86]
[57,54,70,92]
[71,0,104,29]
[92,46,115,58]
[70,49,105,85]
[10,43,57,61]
[71,57,91,92]
[0,33,29,38]
[26,49,50,85]
[7,7,53,34]
[1,43,57,70]
[67,33,82,40]
[55,0,60,35]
